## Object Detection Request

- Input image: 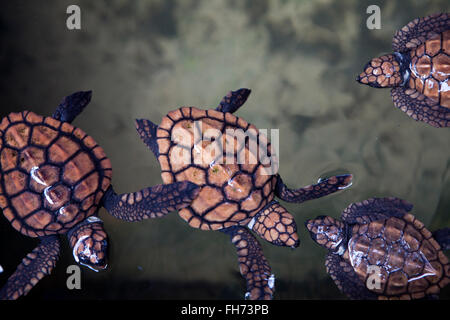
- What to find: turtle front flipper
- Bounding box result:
[325,252,377,300]
[341,197,413,224]
[0,235,60,300]
[433,228,450,250]
[221,226,274,300]
[52,91,92,123]
[103,182,200,222]
[216,88,251,114]
[391,87,450,127]
[275,174,353,203]
[249,200,299,248]
[135,119,159,158]
[392,13,449,52]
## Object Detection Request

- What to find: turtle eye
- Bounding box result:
[69,218,109,272]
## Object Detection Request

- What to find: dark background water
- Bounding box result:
[0,0,449,299]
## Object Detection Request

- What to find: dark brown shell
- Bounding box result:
[0,111,112,237]
[156,107,277,230]
[345,214,450,299]
[408,30,450,109]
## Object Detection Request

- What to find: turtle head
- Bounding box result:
[305,216,346,253]
[356,54,404,88]
[68,216,109,272]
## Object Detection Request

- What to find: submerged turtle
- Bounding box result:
[0,91,199,300]
[306,197,450,299]
[357,13,450,127]
[135,88,353,299]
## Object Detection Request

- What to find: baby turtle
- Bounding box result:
[357,13,450,127]
[0,91,199,300]
[306,197,450,299]
[135,88,353,299]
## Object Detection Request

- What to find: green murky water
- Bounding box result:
[1,0,449,299]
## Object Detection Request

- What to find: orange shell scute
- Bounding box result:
[408,30,449,108]
[347,214,449,299]
[157,107,277,230]
[0,112,112,237]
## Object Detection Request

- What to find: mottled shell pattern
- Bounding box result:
[155,107,277,231]
[0,111,112,237]
[346,214,449,299]
[408,30,449,109]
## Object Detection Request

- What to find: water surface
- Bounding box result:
[0,0,449,299]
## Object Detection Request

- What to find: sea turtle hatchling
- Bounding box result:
[357,13,450,127]
[132,88,353,300]
[0,91,199,300]
[306,197,450,299]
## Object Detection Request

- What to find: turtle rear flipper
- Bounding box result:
[52,91,92,123]
[221,226,274,300]
[103,182,200,222]
[392,13,449,52]
[135,119,159,158]
[275,174,353,203]
[325,252,377,300]
[391,87,450,127]
[250,200,299,248]
[433,228,450,251]
[341,197,413,224]
[0,236,60,300]
[216,88,251,114]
